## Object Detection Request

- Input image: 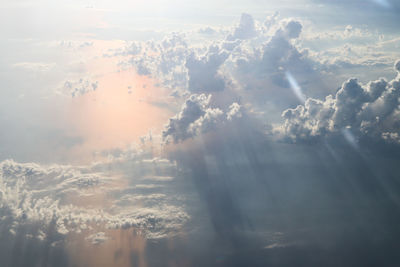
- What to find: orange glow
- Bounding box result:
[66,68,172,162]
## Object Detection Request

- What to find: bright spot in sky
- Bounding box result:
[341,127,359,150]
[66,69,172,162]
[285,71,306,103]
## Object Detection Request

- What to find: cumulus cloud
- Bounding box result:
[277,60,400,143]
[110,14,307,96]
[234,17,309,76]
[115,33,231,94]
[185,45,229,92]
[110,13,372,112]
[106,12,396,123]
[162,94,243,143]
[115,33,190,92]
[227,13,257,41]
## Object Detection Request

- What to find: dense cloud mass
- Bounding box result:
[230,18,313,101]
[278,60,400,143]
[111,12,396,115]
[0,157,189,240]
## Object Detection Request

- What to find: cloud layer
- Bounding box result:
[0,156,189,241]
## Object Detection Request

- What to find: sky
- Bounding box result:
[1,0,400,266]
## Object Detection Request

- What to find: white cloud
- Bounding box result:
[108,13,398,114]
[227,13,257,41]
[226,102,242,121]
[0,156,189,240]
[276,60,400,143]
[114,34,190,93]
[162,94,243,143]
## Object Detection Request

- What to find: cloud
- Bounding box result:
[109,13,346,125]
[110,14,308,97]
[277,60,400,143]
[234,18,308,75]
[116,34,231,94]
[395,59,400,72]
[185,45,229,92]
[162,94,220,143]
[61,78,98,97]
[114,34,190,92]
[230,19,302,74]
[227,13,257,41]
[162,94,243,143]
[4,4,400,267]
[110,13,392,108]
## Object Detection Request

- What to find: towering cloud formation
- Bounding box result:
[278,60,400,143]
[234,18,309,79]
[114,14,313,99]
[227,13,257,41]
